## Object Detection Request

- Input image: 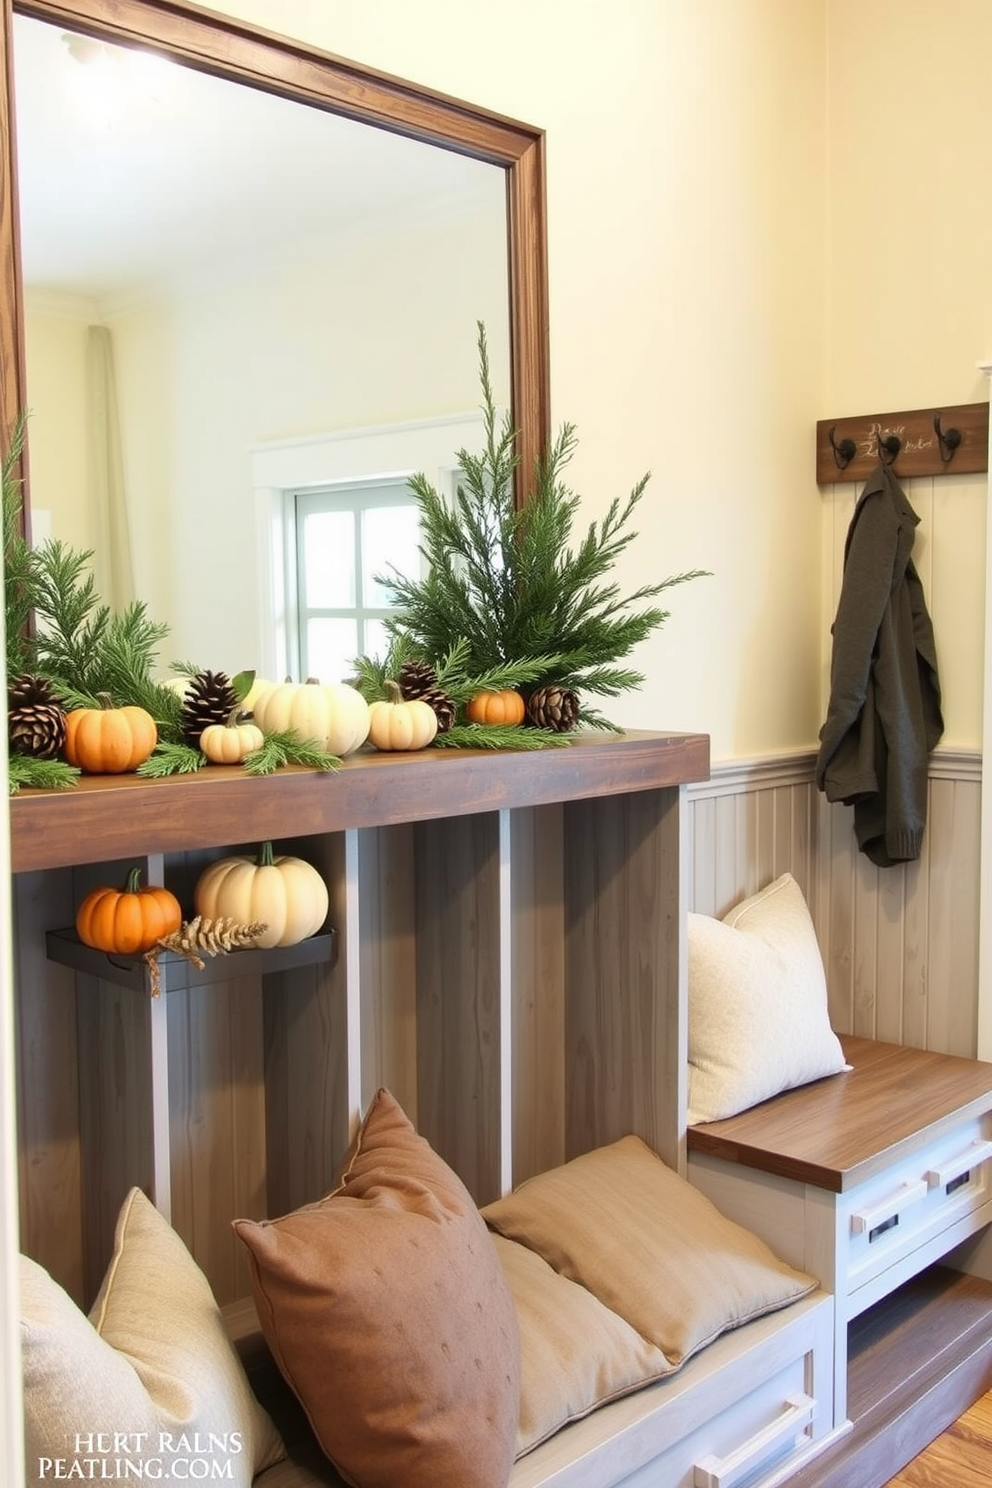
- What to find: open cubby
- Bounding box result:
[9,730,708,1308]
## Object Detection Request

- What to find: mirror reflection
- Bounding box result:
[12,12,511,679]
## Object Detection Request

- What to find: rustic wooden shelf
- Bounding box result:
[8,729,710,874]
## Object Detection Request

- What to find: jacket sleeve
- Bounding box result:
[815,486,899,791]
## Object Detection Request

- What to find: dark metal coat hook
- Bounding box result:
[828,425,856,470]
[933,413,962,464]
[877,432,901,465]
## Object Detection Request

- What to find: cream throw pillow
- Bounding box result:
[21,1188,283,1488]
[484,1136,815,1372]
[688,872,847,1125]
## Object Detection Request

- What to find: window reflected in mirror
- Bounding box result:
[295,480,423,682]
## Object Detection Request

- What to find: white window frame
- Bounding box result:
[249,412,484,681]
[290,476,422,682]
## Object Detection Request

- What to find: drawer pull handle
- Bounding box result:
[851,1179,928,1237]
[925,1139,992,1191]
[693,1392,816,1488]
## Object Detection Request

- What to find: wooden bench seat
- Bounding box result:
[687,1035,992,1192]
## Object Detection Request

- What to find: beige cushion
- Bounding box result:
[233,1087,520,1488]
[21,1188,283,1488]
[491,1232,672,1457]
[483,1136,815,1368]
[688,872,847,1125]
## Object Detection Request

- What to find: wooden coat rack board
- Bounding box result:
[815,400,989,484]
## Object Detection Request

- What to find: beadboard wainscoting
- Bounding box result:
[687,749,983,1058]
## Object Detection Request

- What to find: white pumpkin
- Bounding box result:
[251,677,370,756]
[241,675,277,713]
[367,688,438,751]
[194,841,329,948]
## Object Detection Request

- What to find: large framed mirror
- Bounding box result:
[0,0,549,673]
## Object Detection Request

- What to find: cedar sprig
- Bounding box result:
[35,591,170,711]
[242,729,342,776]
[379,322,709,725]
[430,639,563,706]
[351,634,562,710]
[8,753,80,793]
[433,724,570,751]
[137,741,206,777]
[349,633,420,702]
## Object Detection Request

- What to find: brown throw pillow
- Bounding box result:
[483,1135,815,1368]
[233,1088,520,1488]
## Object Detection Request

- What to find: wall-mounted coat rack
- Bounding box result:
[815,401,989,484]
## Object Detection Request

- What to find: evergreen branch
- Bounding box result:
[350,636,421,701]
[136,742,206,777]
[433,723,571,750]
[377,321,710,717]
[552,665,647,697]
[441,655,564,704]
[7,753,80,793]
[576,706,625,733]
[242,729,342,776]
[46,683,103,712]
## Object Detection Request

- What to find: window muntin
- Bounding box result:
[293,479,421,682]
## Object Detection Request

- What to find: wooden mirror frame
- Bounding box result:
[0,0,550,514]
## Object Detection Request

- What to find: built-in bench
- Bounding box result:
[227,1288,836,1488]
[227,1037,992,1488]
[688,1034,992,1484]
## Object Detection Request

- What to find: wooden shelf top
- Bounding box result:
[8,727,710,874]
[687,1036,992,1192]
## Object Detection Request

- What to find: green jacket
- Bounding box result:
[815,462,943,867]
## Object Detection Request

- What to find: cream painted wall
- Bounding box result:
[161,0,830,759]
[822,0,992,752]
[22,303,92,555]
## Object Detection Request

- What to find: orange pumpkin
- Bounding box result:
[75,866,182,955]
[466,688,526,726]
[64,695,158,774]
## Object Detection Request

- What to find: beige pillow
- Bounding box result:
[688,872,847,1124]
[491,1232,672,1457]
[483,1136,815,1368]
[21,1188,283,1488]
[233,1087,520,1488]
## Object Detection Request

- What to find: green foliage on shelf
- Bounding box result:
[7,753,79,792]
[136,741,207,778]
[376,322,709,730]
[241,730,342,777]
[432,723,570,751]
[352,636,560,708]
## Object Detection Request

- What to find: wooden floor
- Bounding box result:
[885,1390,992,1486]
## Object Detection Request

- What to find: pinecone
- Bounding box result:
[527,684,580,733]
[179,670,239,747]
[396,658,438,698]
[7,675,67,759]
[397,658,456,735]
